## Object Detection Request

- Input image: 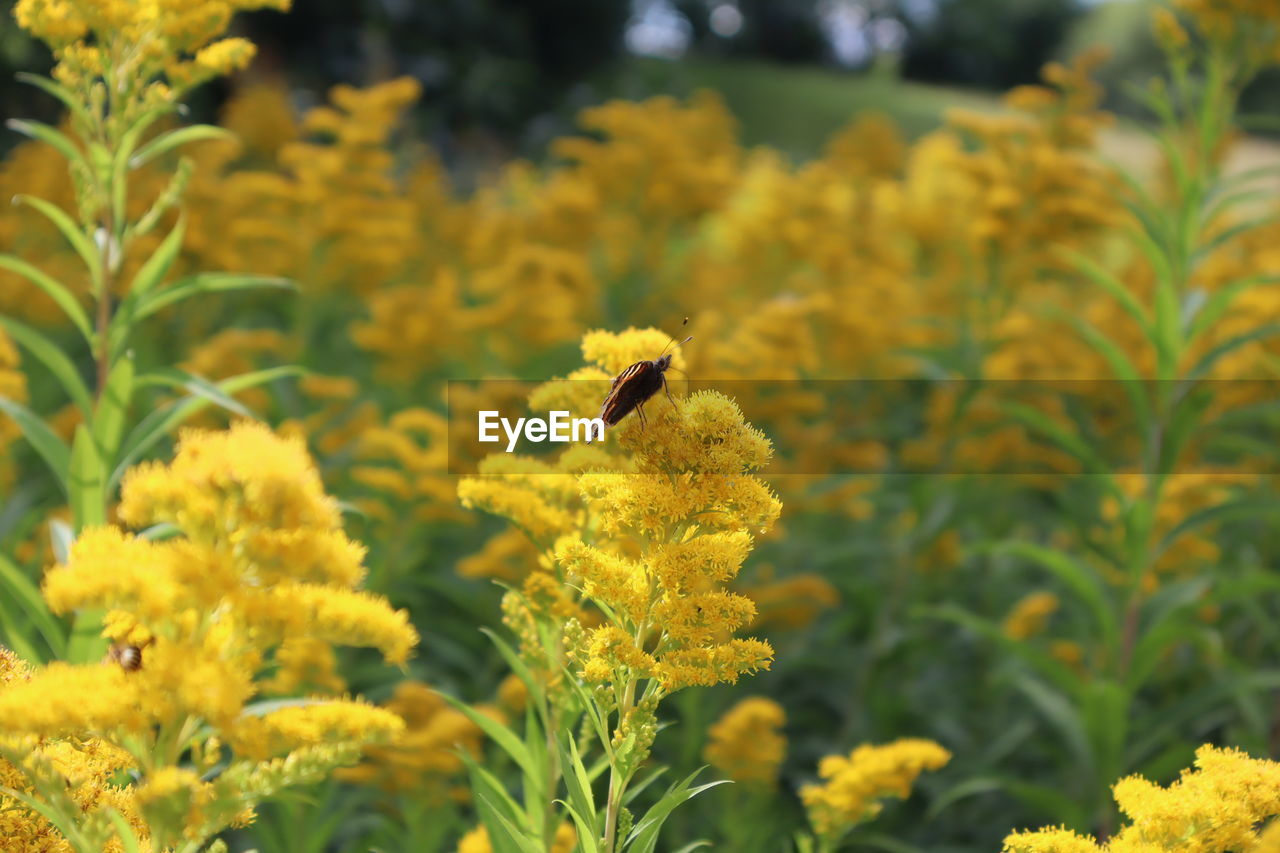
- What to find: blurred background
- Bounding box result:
[3,0,1277,168]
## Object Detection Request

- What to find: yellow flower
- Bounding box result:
[226,699,404,760]
[457,822,577,853]
[703,696,787,787]
[801,738,951,840]
[337,681,483,798]
[193,36,256,75]
[1005,746,1280,853]
[1003,827,1104,853]
[1003,592,1060,640]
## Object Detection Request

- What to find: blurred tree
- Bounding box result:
[732,0,830,63]
[239,0,631,151]
[897,0,1084,89]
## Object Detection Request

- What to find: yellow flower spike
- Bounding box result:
[43,527,183,621]
[337,682,484,798]
[0,662,143,738]
[801,739,951,840]
[119,421,341,535]
[703,696,787,788]
[581,327,688,376]
[1003,746,1280,853]
[226,699,405,761]
[1002,591,1060,640]
[238,583,418,665]
[260,637,347,696]
[1002,827,1106,853]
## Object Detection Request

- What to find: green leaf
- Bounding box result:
[923,604,1081,695]
[1155,499,1280,563]
[93,355,134,466]
[0,592,43,664]
[109,365,301,491]
[13,194,99,278]
[130,124,234,169]
[69,423,106,530]
[1012,675,1095,776]
[439,692,536,779]
[0,396,70,492]
[481,627,541,705]
[107,809,145,853]
[1080,678,1128,786]
[15,72,93,128]
[1186,275,1280,342]
[1126,579,1210,691]
[1183,323,1280,385]
[6,119,88,172]
[131,272,295,322]
[558,800,602,853]
[136,367,254,419]
[1054,246,1151,340]
[558,737,598,837]
[0,551,65,660]
[1000,401,1110,476]
[623,765,669,806]
[625,769,727,853]
[985,541,1118,649]
[1060,311,1151,436]
[1126,669,1280,766]
[668,842,713,853]
[0,316,93,418]
[0,255,93,342]
[1195,214,1280,261]
[460,752,537,853]
[127,215,185,299]
[113,105,179,226]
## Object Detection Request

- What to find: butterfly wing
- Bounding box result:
[600,360,653,426]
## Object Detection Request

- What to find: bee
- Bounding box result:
[105,643,144,672]
[599,319,693,430]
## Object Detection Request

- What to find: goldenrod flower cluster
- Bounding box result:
[14,0,289,112]
[703,696,788,788]
[1003,591,1061,640]
[561,385,781,694]
[801,738,951,841]
[0,423,415,849]
[0,648,147,853]
[337,681,483,800]
[1004,745,1280,852]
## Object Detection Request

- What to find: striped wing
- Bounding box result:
[600,360,653,426]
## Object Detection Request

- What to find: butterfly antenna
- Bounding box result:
[658,317,693,358]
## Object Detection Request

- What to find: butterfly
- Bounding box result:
[599,320,693,430]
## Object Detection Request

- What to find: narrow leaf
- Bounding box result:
[0,552,66,659]
[0,254,93,342]
[0,316,93,418]
[13,194,99,277]
[130,124,233,169]
[0,396,70,491]
[109,366,301,491]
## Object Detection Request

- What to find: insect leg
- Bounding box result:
[663,373,678,409]
[637,401,647,430]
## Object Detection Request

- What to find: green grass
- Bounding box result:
[624,56,1001,159]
